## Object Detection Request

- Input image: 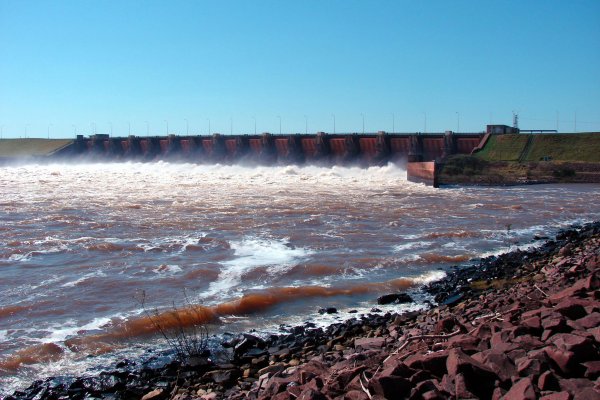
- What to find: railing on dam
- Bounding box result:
[67,131,485,165]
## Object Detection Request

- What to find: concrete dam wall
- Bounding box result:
[65,132,484,166]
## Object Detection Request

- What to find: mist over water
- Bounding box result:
[1,161,600,393]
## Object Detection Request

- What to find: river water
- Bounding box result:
[1,162,599,394]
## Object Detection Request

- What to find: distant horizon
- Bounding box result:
[1,1,599,138]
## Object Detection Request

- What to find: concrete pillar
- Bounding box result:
[442,131,456,159]
[408,134,423,162]
[211,134,226,162]
[315,132,331,161]
[375,131,390,163]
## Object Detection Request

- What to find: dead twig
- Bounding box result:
[359,372,372,400]
[534,284,549,298]
[383,328,461,363]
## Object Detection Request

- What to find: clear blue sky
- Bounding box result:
[1,0,599,138]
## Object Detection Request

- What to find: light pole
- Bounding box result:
[277,115,281,135]
[164,120,169,135]
[455,112,460,133]
[392,113,395,133]
[72,124,77,135]
[230,117,233,135]
[423,112,427,133]
[252,116,256,135]
[145,121,149,136]
[207,118,211,135]
[304,115,308,135]
[128,121,131,136]
[185,118,189,135]
[47,124,52,139]
[332,114,336,134]
[361,113,365,134]
[91,122,96,135]
[109,122,113,136]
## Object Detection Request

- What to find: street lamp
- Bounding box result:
[304,115,308,135]
[392,113,395,133]
[361,113,365,134]
[47,124,52,139]
[128,121,131,136]
[277,115,282,134]
[72,124,77,135]
[164,120,169,135]
[145,121,149,136]
[332,114,336,134]
[207,118,211,135]
[456,112,460,133]
[109,121,113,136]
[230,117,233,135]
[185,118,189,135]
[252,116,256,135]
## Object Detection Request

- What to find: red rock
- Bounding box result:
[327,366,366,393]
[491,330,512,347]
[589,327,600,343]
[422,389,446,400]
[553,333,598,362]
[573,388,600,400]
[583,361,600,379]
[446,348,497,398]
[435,316,458,334]
[141,389,165,400]
[272,392,293,400]
[522,309,543,319]
[576,312,600,329]
[501,377,537,400]
[539,392,572,400]
[522,316,543,333]
[584,273,600,290]
[446,334,484,354]
[472,350,516,383]
[454,373,477,399]
[545,346,577,375]
[405,350,449,378]
[555,300,588,320]
[296,388,327,400]
[368,374,411,399]
[548,285,586,304]
[513,334,545,351]
[379,361,414,378]
[353,337,386,350]
[341,390,369,400]
[516,357,546,378]
[543,316,569,332]
[411,379,440,397]
[492,387,506,400]
[559,378,595,396]
[538,370,560,391]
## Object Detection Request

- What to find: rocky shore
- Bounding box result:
[7,222,600,400]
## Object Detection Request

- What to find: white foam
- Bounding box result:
[393,241,434,252]
[40,316,114,343]
[61,271,107,288]
[152,264,183,274]
[201,237,313,301]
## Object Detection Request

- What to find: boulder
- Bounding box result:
[368,374,411,399]
[501,377,537,400]
[405,350,449,378]
[377,293,413,305]
[446,348,497,398]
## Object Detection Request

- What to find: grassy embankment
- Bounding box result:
[0,139,73,161]
[438,133,600,184]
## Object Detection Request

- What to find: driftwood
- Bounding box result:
[383,328,461,363]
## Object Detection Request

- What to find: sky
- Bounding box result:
[0,0,599,138]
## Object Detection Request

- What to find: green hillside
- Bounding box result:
[475,133,600,162]
[474,134,529,161]
[523,133,600,162]
[0,139,73,158]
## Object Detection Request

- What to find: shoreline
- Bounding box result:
[6,221,600,399]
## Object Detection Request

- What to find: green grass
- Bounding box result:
[475,133,600,163]
[474,134,529,161]
[523,133,600,162]
[0,139,73,157]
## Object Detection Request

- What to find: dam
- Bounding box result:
[65,131,484,165]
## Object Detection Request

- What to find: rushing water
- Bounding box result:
[1,161,599,393]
